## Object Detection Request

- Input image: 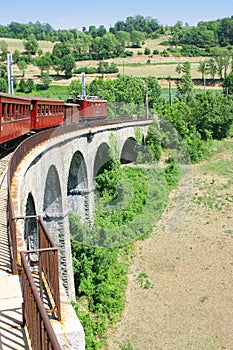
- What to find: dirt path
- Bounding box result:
[108,140,233,350]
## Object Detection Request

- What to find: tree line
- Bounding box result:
[0,15,232,57]
[0,15,232,82]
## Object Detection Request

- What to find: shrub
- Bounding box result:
[144,47,151,55]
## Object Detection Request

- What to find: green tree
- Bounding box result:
[0,64,7,78]
[146,76,161,109]
[176,62,194,102]
[130,30,145,48]
[206,58,217,79]
[217,17,233,46]
[222,71,233,95]
[12,49,21,63]
[52,56,61,75]
[37,48,43,56]
[73,32,92,60]
[36,52,52,73]
[60,54,76,77]
[99,33,117,58]
[115,31,130,56]
[26,78,35,92]
[23,34,38,54]
[17,60,27,77]
[145,120,162,161]
[39,72,51,89]
[68,79,82,97]
[175,63,182,77]
[18,79,27,92]
[52,42,72,59]
[0,40,8,61]
[197,60,208,90]
[191,91,233,139]
[0,77,7,92]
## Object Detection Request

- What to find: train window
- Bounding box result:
[41,105,45,116]
[9,104,12,121]
[13,105,16,119]
[3,103,7,121]
[19,105,22,119]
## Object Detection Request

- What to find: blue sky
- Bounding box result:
[1,0,232,30]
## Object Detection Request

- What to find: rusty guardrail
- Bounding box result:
[16,215,61,320]
[21,251,61,350]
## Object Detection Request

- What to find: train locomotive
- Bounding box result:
[0,92,108,146]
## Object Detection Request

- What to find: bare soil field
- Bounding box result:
[108,139,233,350]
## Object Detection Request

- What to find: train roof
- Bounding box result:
[0,92,64,104]
[0,92,32,102]
[29,95,64,103]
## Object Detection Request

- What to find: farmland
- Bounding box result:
[3,36,223,90]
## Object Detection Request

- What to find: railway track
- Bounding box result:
[0,152,30,350]
[0,152,12,275]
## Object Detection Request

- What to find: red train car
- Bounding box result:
[30,96,65,130]
[72,96,108,120]
[64,102,79,125]
[0,92,31,144]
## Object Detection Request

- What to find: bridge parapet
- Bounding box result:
[8,118,152,349]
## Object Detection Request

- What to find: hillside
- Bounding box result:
[3,37,223,89]
[108,139,233,350]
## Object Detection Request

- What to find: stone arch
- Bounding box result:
[120,137,137,164]
[94,142,111,178]
[43,165,73,294]
[67,151,88,219]
[24,193,38,250]
[43,165,62,244]
[43,165,62,219]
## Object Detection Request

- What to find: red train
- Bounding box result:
[0,92,108,146]
[68,95,108,121]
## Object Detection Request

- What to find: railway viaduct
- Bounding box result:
[9,119,151,348]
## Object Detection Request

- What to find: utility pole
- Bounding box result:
[7,53,14,94]
[81,72,86,98]
[168,78,172,106]
[145,83,149,119]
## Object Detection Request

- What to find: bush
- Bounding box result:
[153,49,159,55]
[74,67,97,74]
[124,50,133,57]
[180,45,206,56]
[161,50,169,57]
[144,47,151,55]
[0,77,7,92]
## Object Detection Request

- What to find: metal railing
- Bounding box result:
[16,215,61,320]
[21,251,61,350]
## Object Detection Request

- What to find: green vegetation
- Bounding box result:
[71,241,129,349]
[67,69,233,346]
[70,136,181,348]
[136,272,152,289]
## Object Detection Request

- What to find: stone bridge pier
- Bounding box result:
[11,120,151,300]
